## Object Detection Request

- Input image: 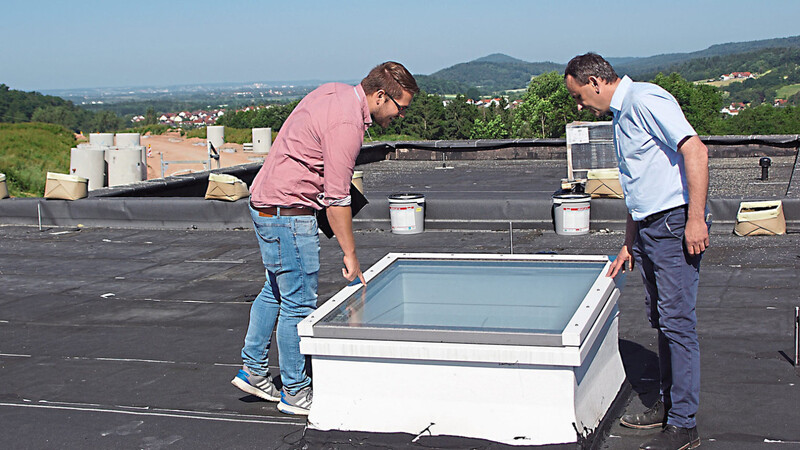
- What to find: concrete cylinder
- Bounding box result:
[207,125,225,150]
[115,132,141,147]
[89,133,114,147]
[252,128,272,154]
[107,146,144,187]
[133,145,148,180]
[0,173,8,199]
[70,146,107,190]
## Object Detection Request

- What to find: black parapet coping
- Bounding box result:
[2,195,798,233]
[0,197,252,229]
[701,134,800,148]
[88,162,264,198]
[378,135,800,150]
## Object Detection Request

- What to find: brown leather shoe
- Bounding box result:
[640,425,700,450]
[620,400,667,429]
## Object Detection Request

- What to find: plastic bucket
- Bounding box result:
[389,193,425,234]
[553,193,590,235]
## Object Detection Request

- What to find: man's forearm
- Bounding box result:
[679,135,709,221]
[624,213,636,247]
[326,205,356,256]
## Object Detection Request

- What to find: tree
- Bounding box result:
[716,104,800,135]
[216,100,299,130]
[144,106,158,125]
[470,115,509,139]
[379,91,446,140]
[90,110,124,132]
[31,105,79,131]
[441,95,479,139]
[651,72,724,134]
[512,71,591,138]
[465,87,481,102]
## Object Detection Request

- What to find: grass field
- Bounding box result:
[776,83,800,99]
[696,70,771,87]
[0,122,73,197]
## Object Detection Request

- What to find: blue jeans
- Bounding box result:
[632,206,708,429]
[241,205,320,395]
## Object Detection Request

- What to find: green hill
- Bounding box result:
[472,53,529,64]
[634,47,800,82]
[414,75,477,96]
[429,55,563,92]
[0,122,73,197]
[1,83,123,132]
[628,47,800,105]
[425,35,800,93]
[614,35,800,78]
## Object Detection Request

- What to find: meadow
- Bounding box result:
[0,123,73,197]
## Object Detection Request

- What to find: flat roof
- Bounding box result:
[1,155,799,448]
[1,223,799,448]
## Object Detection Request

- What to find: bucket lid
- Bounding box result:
[389,193,425,203]
[553,193,590,200]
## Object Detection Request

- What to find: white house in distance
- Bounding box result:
[720,71,756,81]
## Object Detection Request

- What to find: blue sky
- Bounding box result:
[2,0,799,91]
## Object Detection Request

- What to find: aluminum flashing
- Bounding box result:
[302,253,615,348]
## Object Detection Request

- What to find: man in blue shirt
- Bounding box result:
[565,53,709,450]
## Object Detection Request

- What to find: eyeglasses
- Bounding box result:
[385,91,408,114]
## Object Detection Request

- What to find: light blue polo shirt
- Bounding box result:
[609,76,697,221]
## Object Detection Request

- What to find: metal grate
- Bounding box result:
[566,121,616,181]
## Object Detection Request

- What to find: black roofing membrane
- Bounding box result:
[2,155,800,448]
[2,223,799,449]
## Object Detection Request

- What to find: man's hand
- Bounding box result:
[342,253,366,285]
[607,244,634,278]
[678,135,710,256]
[684,216,709,256]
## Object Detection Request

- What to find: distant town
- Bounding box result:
[129,97,526,127]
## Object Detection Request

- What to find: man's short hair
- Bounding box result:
[564,53,619,85]
[361,61,420,98]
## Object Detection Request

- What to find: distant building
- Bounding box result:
[720,72,755,81]
[721,102,748,116]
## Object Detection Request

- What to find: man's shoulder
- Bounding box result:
[629,82,673,103]
[312,82,354,95]
[625,82,680,115]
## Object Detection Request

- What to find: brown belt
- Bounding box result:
[251,203,315,217]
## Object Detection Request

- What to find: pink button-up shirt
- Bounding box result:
[250,83,371,210]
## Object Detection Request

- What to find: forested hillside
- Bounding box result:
[614,35,800,78]
[0,84,123,132]
[427,36,800,93]
[414,75,478,97]
[629,47,800,106]
[429,57,563,92]
[635,47,800,82]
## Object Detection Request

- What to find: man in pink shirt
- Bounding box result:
[231,62,418,415]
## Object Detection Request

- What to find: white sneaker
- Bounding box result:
[277,386,312,415]
[230,366,280,402]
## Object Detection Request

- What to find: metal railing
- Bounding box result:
[159,141,221,178]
